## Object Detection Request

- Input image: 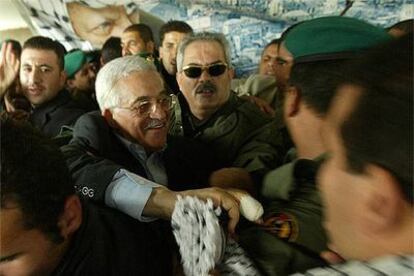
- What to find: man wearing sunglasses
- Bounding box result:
[62,55,249,239]
[171,32,285,190]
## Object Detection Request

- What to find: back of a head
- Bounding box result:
[123,23,154,44]
[1,113,75,242]
[387,19,413,37]
[339,33,413,204]
[159,20,193,45]
[95,55,158,111]
[285,16,391,116]
[23,36,66,70]
[101,36,122,65]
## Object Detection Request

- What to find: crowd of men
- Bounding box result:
[0,15,412,276]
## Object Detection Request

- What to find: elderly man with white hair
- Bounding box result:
[62,55,248,235]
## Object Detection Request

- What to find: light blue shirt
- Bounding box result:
[104,134,168,222]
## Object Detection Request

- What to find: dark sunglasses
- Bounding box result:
[182,63,228,78]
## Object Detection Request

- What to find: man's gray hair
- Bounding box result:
[96,55,157,110]
[176,32,232,72]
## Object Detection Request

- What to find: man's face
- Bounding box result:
[0,207,66,276]
[318,85,373,260]
[66,2,139,47]
[69,63,96,92]
[20,49,65,107]
[275,43,294,90]
[176,41,233,119]
[159,31,188,75]
[109,71,170,152]
[121,31,151,56]
[259,43,278,76]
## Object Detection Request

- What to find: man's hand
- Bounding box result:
[209,167,255,195]
[143,186,247,234]
[180,187,244,234]
[0,42,20,96]
[242,95,275,117]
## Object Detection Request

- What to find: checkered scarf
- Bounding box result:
[172,196,261,276]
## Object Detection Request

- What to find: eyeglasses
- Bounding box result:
[115,94,173,117]
[182,63,228,78]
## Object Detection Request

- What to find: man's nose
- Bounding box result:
[199,68,211,81]
[149,103,168,120]
[28,68,41,84]
[122,46,130,57]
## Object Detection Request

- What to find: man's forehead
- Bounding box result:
[21,49,59,63]
[277,43,294,61]
[117,71,164,92]
[122,31,142,41]
[1,207,25,239]
[183,40,225,63]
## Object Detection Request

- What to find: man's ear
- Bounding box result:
[284,86,301,117]
[176,71,183,88]
[159,46,164,59]
[102,109,118,128]
[60,70,67,87]
[66,78,76,89]
[58,195,82,239]
[228,67,235,79]
[359,164,405,234]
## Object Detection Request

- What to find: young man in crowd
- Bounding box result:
[300,32,413,276]
[0,114,172,275]
[238,16,392,275]
[64,49,98,111]
[0,36,86,137]
[121,23,155,57]
[158,20,193,94]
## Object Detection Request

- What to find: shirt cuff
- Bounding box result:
[105,169,162,222]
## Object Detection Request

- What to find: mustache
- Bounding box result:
[196,81,217,94]
[144,119,167,130]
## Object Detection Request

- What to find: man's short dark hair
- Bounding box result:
[124,24,154,44]
[101,36,122,64]
[339,33,413,204]
[23,36,66,70]
[387,19,413,34]
[159,20,193,45]
[1,113,75,242]
[288,59,347,116]
[262,38,280,55]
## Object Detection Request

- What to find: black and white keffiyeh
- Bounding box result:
[16,0,138,50]
[172,195,261,276]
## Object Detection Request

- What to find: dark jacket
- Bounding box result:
[160,62,180,95]
[239,156,328,276]
[52,201,172,275]
[169,92,286,185]
[61,111,217,203]
[30,89,86,137]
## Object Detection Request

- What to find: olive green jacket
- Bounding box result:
[169,92,285,183]
[239,155,328,276]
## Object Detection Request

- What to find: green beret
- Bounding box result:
[64,50,92,78]
[284,16,391,63]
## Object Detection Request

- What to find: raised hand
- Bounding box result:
[0,42,20,96]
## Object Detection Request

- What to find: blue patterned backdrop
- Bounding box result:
[139,0,413,76]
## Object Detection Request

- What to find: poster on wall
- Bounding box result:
[16,0,413,76]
